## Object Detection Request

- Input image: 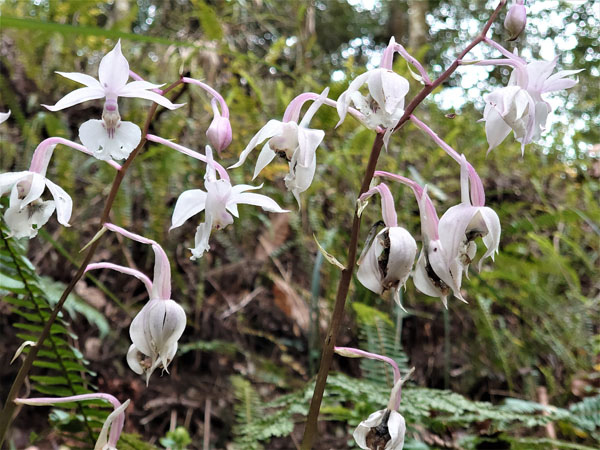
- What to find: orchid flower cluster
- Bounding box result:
[0,1,583,447]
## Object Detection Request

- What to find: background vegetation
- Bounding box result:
[0,0,598,448]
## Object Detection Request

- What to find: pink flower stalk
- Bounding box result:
[146,134,230,181]
[356,183,417,310]
[15,393,130,449]
[0,138,120,239]
[335,347,413,450]
[181,77,232,154]
[86,223,186,384]
[504,0,527,41]
[374,171,464,308]
[381,36,432,85]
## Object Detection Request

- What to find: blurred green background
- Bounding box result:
[0,0,598,448]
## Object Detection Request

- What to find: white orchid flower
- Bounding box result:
[0,110,10,124]
[43,40,182,161]
[357,183,417,311]
[171,145,288,260]
[230,89,328,205]
[482,51,581,154]
[337,65,409,147]
[15,393,130,450]
[1,137,120,239]
[483,85,535,154]
[438,156,501,282]
[353,409,406,450]
[43,40,182,112]
[375,171,464,308]
[86,223,186,385]
[353,373,412,450]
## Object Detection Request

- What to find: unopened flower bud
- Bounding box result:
[206,99,232,154]
[504,0,526,41]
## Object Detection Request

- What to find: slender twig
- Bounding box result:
[300,2,506,448]
[0,79,183,446]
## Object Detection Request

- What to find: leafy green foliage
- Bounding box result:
[0,221,106,446]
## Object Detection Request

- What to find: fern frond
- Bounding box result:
[0,223,106,445]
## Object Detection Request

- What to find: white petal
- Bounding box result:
[381,70,409,115]
[171,189,207,229]
[4,202,54,239]
[232,192,288,213]
[229,120,283,169]
[126,344,145,375]
[55,71,102,89]
[484,106,512,152]
[353,409,386,449]
[44,178,73,226]
[94,399,130,450]
[253,142,277,179]
[79,120,109,159]
[0,172,30,196]
[296,127,324,167]
[98,40,130,93]
[43,87,105,111]
[129,301,156,357]
[413,250,448,303]
[231,183,263,196]
[337,71,371,126]
[438,203,476,266]
[190,215,213,260]
[0,110,10,124]
[118,83,183,110]
[20,173,46,209]
[386,411,406,449]
[147,300,186,355]
[428,240,464,302]
[384,227,418,289]
[357,234,384,295]
[478,206,501,270]
[111,121,142,159]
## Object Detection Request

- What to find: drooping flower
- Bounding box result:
[438,155,501,281]
[0,110,10,124]
[171,145,288,260]
[86,223,186,384]
[504,0,527,41]
[354,408,406,450]
[357,183,417,310]
[0,138,120,238]
[43,40,182,161]
[1,142,71,239]
[15,393,130,450]
[482,53,582,154]
[375,172,464,308]
[335,347,411,450]
[336,39,410,147]
[230,89,328,205]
